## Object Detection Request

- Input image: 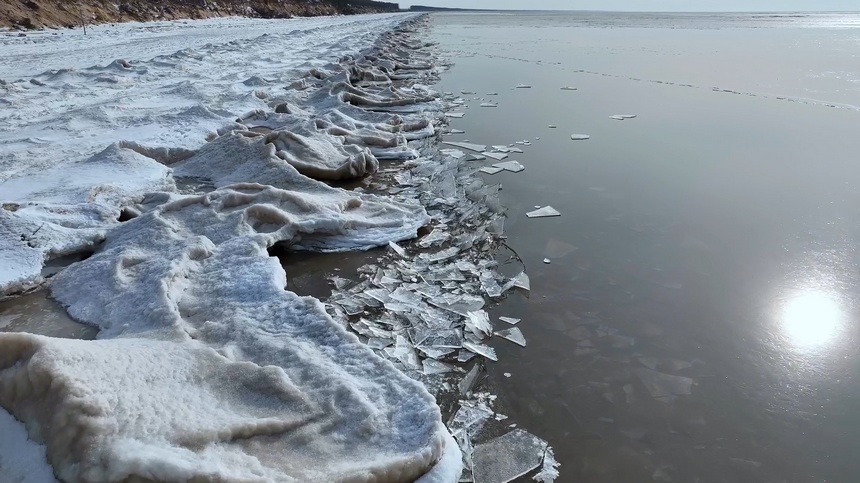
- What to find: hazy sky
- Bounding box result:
[399,1,860,11]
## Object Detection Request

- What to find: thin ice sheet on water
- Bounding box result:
[459,363,483,395]
[467,154,487,161]
[492,161,525,173]
[445,112,466,118]
[479,271,504,298]
[422,359,458,375]
[443,141,488,153]
[480,103,498,107]
[430,294,485,316]
[495,327,526,347]
[635,368,694,398]
[472,429,548,483]
[482,152,509,161]
[499,316,521,325]
[526,206,561,218]
[479,166,504,175]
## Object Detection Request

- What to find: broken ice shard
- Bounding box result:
[511,272,530,291]
[459,362,483,395]
[480,102,498,107]
[492,161,525,173]
[443,141,488,152]
[495,327,526,347]
[471,429,548,483]
[516,84,532,89]
[526,206,561,218]
[609,114,637,120]
[445,112,466,118]
[560,86,577,90]
[466,310,494,338]
[499,316,520,325]
[533,447,561,482]
[463,341,498,362]
[570,134,590,140]
[388,241,408,258]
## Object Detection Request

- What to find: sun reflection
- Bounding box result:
[781,291,843,349]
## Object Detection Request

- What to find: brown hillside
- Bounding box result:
[0,0,400,30]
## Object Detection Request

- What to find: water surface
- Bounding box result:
[431,11,860,482]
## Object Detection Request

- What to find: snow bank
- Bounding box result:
[0,407,57,483]
[1,13,462,482]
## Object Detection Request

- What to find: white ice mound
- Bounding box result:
[267,129,380,180]
[0,333,445,482]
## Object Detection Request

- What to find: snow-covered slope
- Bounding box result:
[0,13,462,482]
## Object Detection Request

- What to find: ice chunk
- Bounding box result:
[480,103,498,108]
[419,228,451,248]
[509,147,524,153]
[445,112,466,118]
[479,167,505,175]
[510,272,531,291]
[533,448,561,482]
[504,373,512,378]
[635,368,694,398]
[526,206,561,218]
[609,114,637,120]
[423,359,458,375]
[421,247,461,263]
[560,86,577,91]
[430,295,485,316]
[472,429,548,483]
[495,327,527,347]
[459,363,483,395]
[515,84,532,89]
[443,141,488,153]
[480,271,504,298]
[487,92,499,95]
[466,310,495,339]
[570,134,590,140]
[492,161,525,173]
[482,152,509,161]
[388,241,408,258]
[467,154,487,161]
[492,145,511,153]
[463,341,498,362]
[458,350,477,363]
[548,125,557,128]
[499,316,521,325]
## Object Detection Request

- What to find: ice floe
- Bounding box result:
[570,134,591,140]
[526,206,562,218]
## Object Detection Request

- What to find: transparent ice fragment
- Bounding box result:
[544,238,577,258]
[495,327,526,347]
[468,153,487,161]
[389,287,424,306]
[421,247,461,263]
[463,341,498,361]
[393,335,422,371]
[458,350,477,363]
[419,228,450,248]
[328,276,352,290]
[423,359,458,375]
[480,272,504,298]
[466,310,494,338]
[459,362,483,395]
[526,206,561,218]
[570,134,590,140]
[533,447,561,482]
[510,272,530,291]
[446,112,466,118]
[635,368,693,398]
[430,294,485,316]
[482,151,509,161]
[367,337,393,350]
[472,429,548,483]
[493,161,525,173]
[364,288,393,304]
[388,241,408,258]
[479,166,504,175]
[499,316,521,325]
[443,141,488,153]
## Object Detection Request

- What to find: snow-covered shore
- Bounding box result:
[1,13,462,481]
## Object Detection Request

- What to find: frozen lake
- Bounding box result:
[431,11,860,482]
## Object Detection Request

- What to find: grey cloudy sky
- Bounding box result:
[399,1,860,11]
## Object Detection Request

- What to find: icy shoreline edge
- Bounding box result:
[1,14,463,482]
